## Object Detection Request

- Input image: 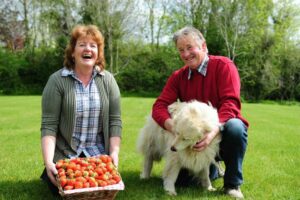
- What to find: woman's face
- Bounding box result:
[176,34,206,69]
[72,36,98,69]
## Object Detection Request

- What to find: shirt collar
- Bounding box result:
[61,67,74,77]
[188,54,209,80]
[61,67,105,78]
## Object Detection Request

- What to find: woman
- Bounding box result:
[40,25,122,195]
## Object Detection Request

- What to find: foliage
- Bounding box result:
[18,45,64,94]
[0,96,300,199]
[0,44,64,94]
[0,0,300,101]
[0,48,25,94]
[116,45,180,94]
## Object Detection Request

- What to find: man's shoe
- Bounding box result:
[224,186,244,199]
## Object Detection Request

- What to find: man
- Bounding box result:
[152,26,248,199]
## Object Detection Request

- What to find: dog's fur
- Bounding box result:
[137,100,221,195]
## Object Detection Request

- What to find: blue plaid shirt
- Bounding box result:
[61,68,105,158]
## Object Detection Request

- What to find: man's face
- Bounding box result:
[176,34,206,69]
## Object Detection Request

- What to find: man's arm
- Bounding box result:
[217,59,242,124]
[152,73,179,130]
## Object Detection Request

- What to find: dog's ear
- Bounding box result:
[202,122,214,133]
[207,101,215,108]
[189,106,198,118]
[202,120,221,134]
[207,101,212,107]
[168,102,182,116]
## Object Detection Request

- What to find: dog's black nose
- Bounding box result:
[170,146,177,152]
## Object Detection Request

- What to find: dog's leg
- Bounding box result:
[140,152,154,179]
[199,167,216,191]
[211,159,225,178]
[162,155,181,196]
[216,161,225,177]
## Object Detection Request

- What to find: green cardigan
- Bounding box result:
[41,68,122,162]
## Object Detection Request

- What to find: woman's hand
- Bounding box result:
[110,151,119,167]
[109,136,121,167]
[45,162,58,186]
[41,135,57,185]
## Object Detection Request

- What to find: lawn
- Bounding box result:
[0,96,299,200]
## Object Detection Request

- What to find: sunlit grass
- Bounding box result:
[0,96,299,199]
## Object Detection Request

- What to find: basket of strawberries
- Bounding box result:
[55,155,124,200]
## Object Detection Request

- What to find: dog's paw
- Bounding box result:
[164,184,177,196]
[207,185,216,191]
[166,189,177,196]
[139,173,150,179]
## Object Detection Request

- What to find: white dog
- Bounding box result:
[137,100,221,195]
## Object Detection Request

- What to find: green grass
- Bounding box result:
[0,96,299,200]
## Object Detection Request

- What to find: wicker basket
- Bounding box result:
[57,177,125,200]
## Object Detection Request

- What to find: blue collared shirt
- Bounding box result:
[188,54,209,80]
[61,68,105,158]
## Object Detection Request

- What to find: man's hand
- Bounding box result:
[164,118,174,134]
[193,126,220,151]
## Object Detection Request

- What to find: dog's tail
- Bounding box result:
[136,115,153,154]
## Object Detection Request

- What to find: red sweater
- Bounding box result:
[152,55,249,128]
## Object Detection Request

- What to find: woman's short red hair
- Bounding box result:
[64,25,105,70]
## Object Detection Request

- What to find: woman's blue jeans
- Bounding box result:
[210,118,248,188]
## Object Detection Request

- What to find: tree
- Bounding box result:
[0,1,26,51]
[145,0,155,48]
[37,0,77,46]
[210,0,247,61]
[231,0,274,100]
[270,0,300,100]
[189,0,211,34]
[80,0,137,74]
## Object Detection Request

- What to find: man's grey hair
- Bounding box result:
[173,26,207,52]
